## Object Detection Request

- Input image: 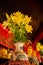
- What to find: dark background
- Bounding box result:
[0,0,43,41]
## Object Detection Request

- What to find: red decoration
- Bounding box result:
[0,23,16,49]
[33,31,43,47]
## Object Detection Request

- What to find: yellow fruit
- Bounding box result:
[0,49,8,58]
[2,49,7,55]
[7,53,11,59]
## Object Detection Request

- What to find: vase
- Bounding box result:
[14,42,24,51]
[11,42,28,60]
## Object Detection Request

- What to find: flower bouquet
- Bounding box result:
[0,11,33,61]
[2,11,33,42]
[0,11,43,65]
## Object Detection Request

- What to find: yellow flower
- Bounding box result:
[16,17,23,25]
[11,13,23,25]
[25,24,33,33]
[36,42,41,51]
[11,16,16,21]
[6,13,10,19]
[13,11,21,16]
[22,16,31,25]
[40,45,43,50]
[25,15,31,24]
[32,51,37,58]
[28,46,33,57]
